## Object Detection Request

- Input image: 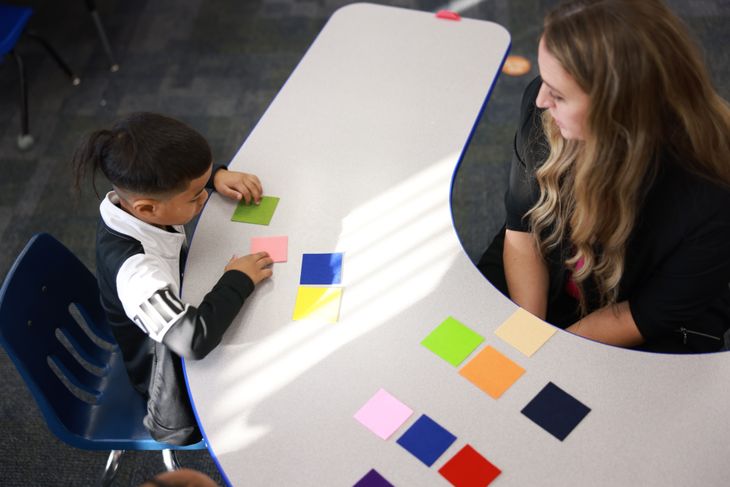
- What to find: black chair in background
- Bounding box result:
[0,3,81,150]
[85,0,119,73]
[1,2,120,151]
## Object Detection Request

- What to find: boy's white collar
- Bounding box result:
[100,191,186,257]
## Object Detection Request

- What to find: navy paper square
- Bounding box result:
[353,469,394,487]
[300,253,343,285]
[396,414,457,467]
[521,382,591,441]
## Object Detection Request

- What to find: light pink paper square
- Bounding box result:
[250,236,288,262]
[354,388,413,440]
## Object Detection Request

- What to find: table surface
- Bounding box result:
[182,4,730,486]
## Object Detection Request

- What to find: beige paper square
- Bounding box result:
[494,308,557,357]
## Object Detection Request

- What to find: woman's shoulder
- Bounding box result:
[652,155,730,223]
[515,76,549,169]
[520,76,542,112]
[629,156,730,277]
[517,76,543,130]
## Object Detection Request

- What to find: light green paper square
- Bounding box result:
[421,316,485,367]
[231,196,280,225]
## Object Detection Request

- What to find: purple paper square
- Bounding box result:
[353,469,394,487]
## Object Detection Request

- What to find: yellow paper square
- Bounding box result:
[495,308,557,357]
[292,287,343,324]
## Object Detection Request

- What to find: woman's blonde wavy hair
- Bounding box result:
[527,0,730,314]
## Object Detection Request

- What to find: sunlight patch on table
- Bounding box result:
[208,157,463,447]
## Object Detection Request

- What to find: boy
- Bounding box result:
[73,112,272,445]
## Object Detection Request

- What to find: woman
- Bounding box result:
[478,0,730,353]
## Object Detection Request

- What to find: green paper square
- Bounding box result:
[231,196,280,225]
[421,317,485,367]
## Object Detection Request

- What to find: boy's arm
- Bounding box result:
[117,253,272,360]
[160,270,254,359]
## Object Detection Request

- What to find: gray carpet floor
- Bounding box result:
[1,0,727,485]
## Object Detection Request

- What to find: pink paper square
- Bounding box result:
[354,388,413,440]
[250,236,288,262]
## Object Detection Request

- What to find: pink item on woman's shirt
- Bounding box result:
[565,257,585,300]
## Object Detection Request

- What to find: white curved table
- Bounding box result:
[182,4,730,486]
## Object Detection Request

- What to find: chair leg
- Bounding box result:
[25,32,81,86]
[84,0,120,72]
[162,449,181,471]
[99,449,124,487]
[9,50,34,151]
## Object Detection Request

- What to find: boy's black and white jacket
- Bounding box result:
[96,191,254,445]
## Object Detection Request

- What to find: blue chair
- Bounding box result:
[0,234,206,486]
[0,4,80,150]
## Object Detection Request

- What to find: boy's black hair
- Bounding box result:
[73,112,212,197]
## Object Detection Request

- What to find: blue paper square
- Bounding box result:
[521,382,591,441]
[396,414,457,467]
[300,253,343,285]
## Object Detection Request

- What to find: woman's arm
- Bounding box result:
[503,230,645,346]
[566,301,644,347]
[503,229,549,320]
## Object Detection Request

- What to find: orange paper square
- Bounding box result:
[459,346,525,399]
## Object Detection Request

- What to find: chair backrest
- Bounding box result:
[0,234,149,448]
[0,233,206,450]
[0,4,32,57]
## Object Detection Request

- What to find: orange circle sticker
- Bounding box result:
[502,55,532,76]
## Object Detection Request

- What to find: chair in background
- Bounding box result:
[0,3,80,150]
[84,0,119,73]
[0,234,206,486]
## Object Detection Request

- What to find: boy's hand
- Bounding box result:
[225,252,273,284]
[214,169,263,204]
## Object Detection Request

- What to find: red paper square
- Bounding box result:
[438,444,501,487]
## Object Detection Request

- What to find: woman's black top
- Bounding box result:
[504,76,730,352]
